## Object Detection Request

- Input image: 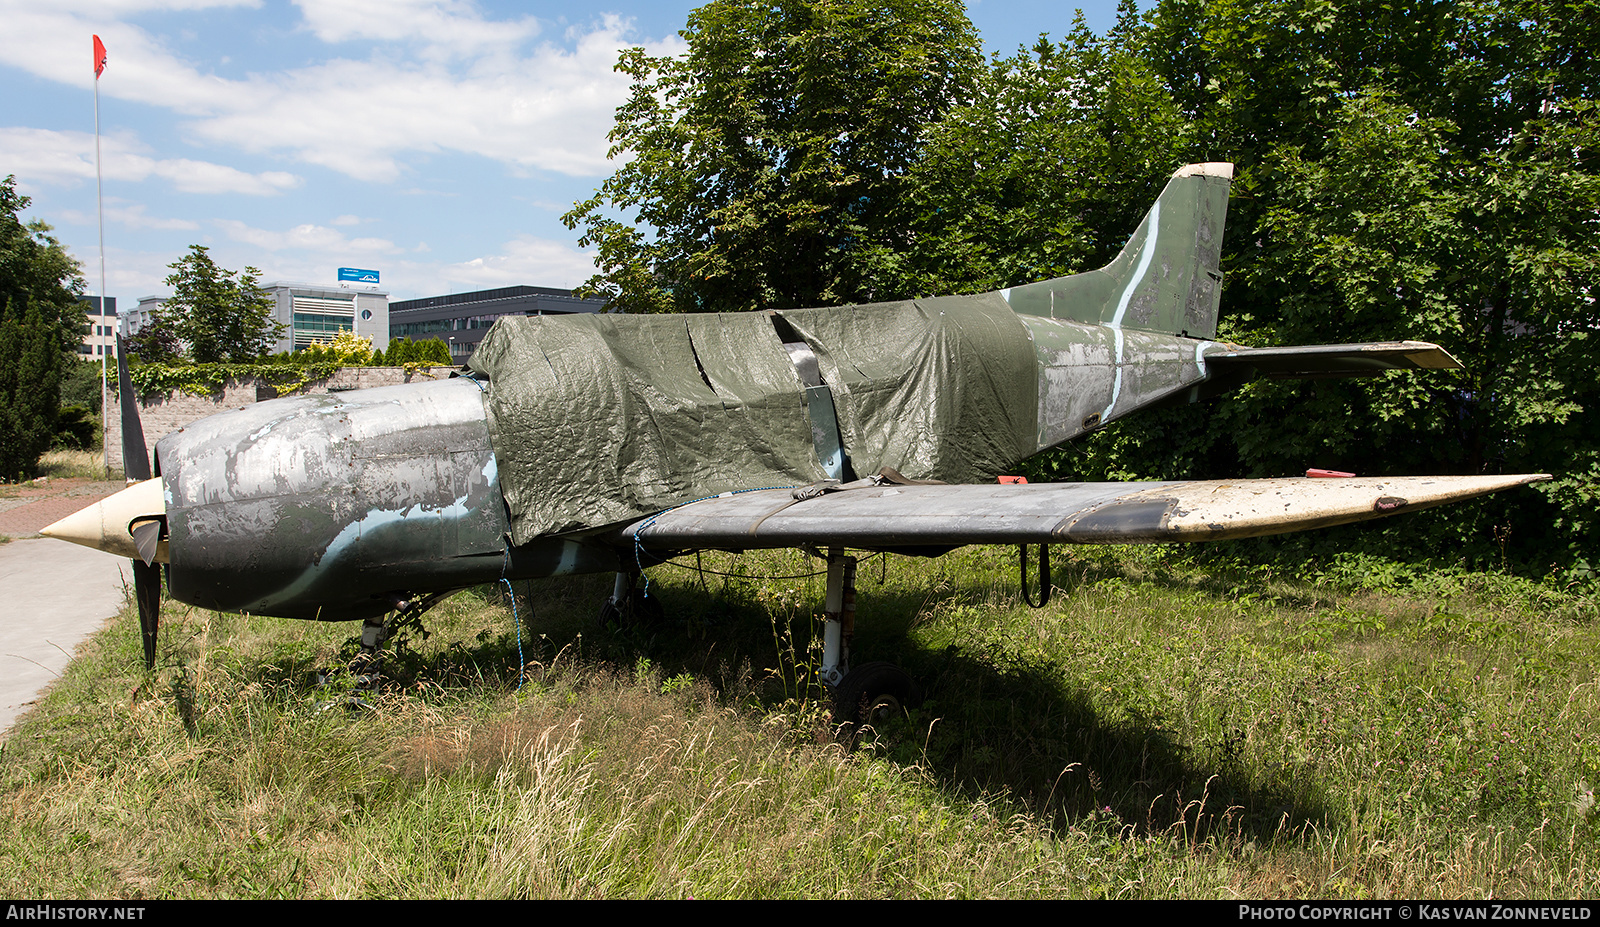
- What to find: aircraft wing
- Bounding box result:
[618,474,1548,551]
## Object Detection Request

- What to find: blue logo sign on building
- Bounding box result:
[338,267,380,284]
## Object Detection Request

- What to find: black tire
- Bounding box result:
[831,662,923,730]
[596,598,622,629]
[597,587,666,629]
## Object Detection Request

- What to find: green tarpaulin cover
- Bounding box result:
[466,293,1038,544]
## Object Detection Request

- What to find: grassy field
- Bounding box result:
[2,544,1597,898]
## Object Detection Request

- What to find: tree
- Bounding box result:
[122,302,182,363]
[302,330,375,366]
[563,0,984,313]
[0,176,83,351]
[59,355,104,414]
[0,175,82,480]
[161,245,283,363]
[1046,0,1600,571]
[895,7,1191,298]
[380,336,451,366]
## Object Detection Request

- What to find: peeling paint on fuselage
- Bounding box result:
[1019,315,1222,450]
[159,377,619,621]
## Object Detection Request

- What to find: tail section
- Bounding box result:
[1001,162,1232,340]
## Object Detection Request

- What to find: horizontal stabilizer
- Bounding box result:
[621,474,1547,550]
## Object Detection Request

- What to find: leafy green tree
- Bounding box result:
[564,0,984,312]
[162,245,283,363]
[419,337,452,365]
[0,176,83,351]
[380,337,412,364]
[58,355,105,414]
[1041,0,1600,571]
[896,9,1190,297]
[380,337,406,364]
[299,330,375,367]
[0,176,82,479]
[55,356,105,452]
[377,336,450,365]
[0,304,68,479]
[123,303,183,364]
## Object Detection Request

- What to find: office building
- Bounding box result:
[130,283,391,355]
[388,285,606,361]
[77,295,117,358]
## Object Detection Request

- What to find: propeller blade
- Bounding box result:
[130,518,163,566]
[116,333,150,483]
[133,559,161,669]
[115,332,157,666]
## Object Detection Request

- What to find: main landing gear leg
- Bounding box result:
[598,570,665,628]
[819,547,923,736]
[817,548,856,688]
[330,592,454,692]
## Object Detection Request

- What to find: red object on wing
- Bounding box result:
[998,475,1028,484]
[1306,468,1356,478]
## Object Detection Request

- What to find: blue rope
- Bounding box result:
[500,544,525,691]
[500,577,526,691]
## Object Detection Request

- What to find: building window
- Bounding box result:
[291,295,354,348]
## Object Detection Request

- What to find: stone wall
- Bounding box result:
[104,366,457,475]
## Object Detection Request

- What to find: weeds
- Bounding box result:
[34,449,114,481]
[1,546,1596,897]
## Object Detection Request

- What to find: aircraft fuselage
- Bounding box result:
[157,377,619,621]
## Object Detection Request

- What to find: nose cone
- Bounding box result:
[40,477,168,564]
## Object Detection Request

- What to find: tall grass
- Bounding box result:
[1,545,1595,897]
[34,449,114,481]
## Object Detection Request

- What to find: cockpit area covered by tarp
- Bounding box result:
[464,293,1038,544]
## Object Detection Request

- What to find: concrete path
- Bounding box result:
[0,479,131,737]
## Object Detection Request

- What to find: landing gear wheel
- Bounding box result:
[831,662,922,736]
[597,586,666,628]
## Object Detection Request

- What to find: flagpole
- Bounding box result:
[93,36,109,478]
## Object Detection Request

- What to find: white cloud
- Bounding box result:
[331,214,362,226]
[60,202,201,231]
[0,5,263,115]
[153,159,301,196]
[440,234,595,290]
[186,17,671,182]
[292,0,542,59]
[0,127,301,196]
[215,218,403,254]
[0,3,684,184]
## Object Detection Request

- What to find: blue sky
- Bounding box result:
[1,1,1126,305]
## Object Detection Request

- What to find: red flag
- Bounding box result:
[93,35,107,79]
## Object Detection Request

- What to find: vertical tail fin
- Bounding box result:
[1001,162,1233,340]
